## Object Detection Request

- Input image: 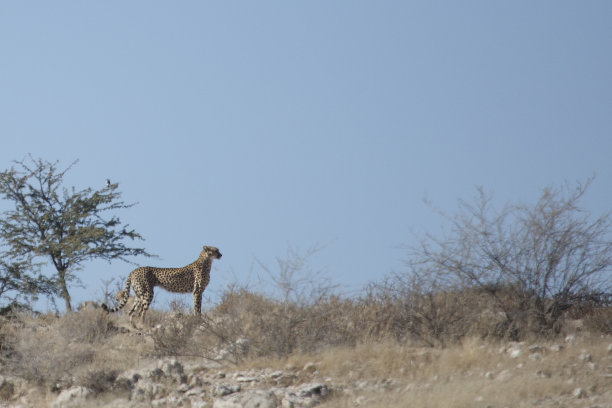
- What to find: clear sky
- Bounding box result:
[1,1,611,310]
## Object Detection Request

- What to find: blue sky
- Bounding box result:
[1,2,611,310]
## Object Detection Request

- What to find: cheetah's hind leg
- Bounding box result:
[128,296,141,328]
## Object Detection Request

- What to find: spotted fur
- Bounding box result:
[102,245,222,325]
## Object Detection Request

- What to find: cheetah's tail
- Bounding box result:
[101,276,131,313]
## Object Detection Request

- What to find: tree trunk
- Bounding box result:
[57,269,72,312]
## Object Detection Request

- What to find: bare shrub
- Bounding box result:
[58,308,116,343]
[205,287,363,360]
[150,314,206,357]
[203,246,359,359]
[360,275,483,346]
[405,180,612,340]
[76,368,119,394]
[0,314,96,386]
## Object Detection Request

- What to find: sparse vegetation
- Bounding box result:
[1,298,612,407]
[0,180,611,407]
[0,156,154,312]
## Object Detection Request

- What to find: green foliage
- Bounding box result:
[0,258,55,312]
[0,156,154,311]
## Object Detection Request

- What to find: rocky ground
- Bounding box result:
[3,332,612,407]
[2,307,612,408]
[1,356,331,408]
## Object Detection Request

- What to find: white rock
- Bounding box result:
[151,397,168,407]
[270,371,284,379]
[549,344,564,352]
[0,376,16,400]
[52,386,91,408]
[495,370,511,381]
[297,383,329,398]
[573,387,586,398]
[528,352,543,361]
[191,397,213,408]
[234,374,259,383]
[189,374,204,388]
[148,367,165,381]
[579,351,592,362]
[214,390,277,408]
[535,370,551,379]
[235,338,250,355]
[214,384,241,397]
[528,345,545,353]
[132,379,166,401]
[303,362,317,374]
[213,397,243,408]
[161,359,184,376]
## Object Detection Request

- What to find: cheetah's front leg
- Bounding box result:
[193,286,203,315]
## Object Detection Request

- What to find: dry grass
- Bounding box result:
[0,308,146,391]
[306,336,612,408]
[2,287,612,407]
[231,332,612,408]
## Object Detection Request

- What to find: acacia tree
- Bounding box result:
[0,258,55,313]
[0,156,153,311]
[407,179,612,336]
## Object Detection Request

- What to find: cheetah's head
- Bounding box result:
[201,245,222,260]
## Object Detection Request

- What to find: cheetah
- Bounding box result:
[102,245,222,326]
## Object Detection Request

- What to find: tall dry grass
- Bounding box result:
[0,308,145,392]
[1,281,611,403]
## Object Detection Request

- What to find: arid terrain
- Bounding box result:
[2,295,612,408]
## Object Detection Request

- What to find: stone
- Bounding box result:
[529,352,543,361]
[535,370,551,379]
[116,369,143,384]
[148,367,165,381]
[572,387,586,398]
[51,386,91,408]
[161,359,185,377]
[190,396,213,408]
[0,376,16,400]
[177,383,191,393]
[549,344,564,352]
[579,351,592,363]
[214,384,241,397]
[214,390,278,408]
[234,373,259,383]
[275,374,297,387]
[303,362,317,375]
[235,338,250,355]
[131,379,166,401]
[189,374,204,387]
[297,383,329,398]
[495,370,511,381]
[270,371,284,379]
